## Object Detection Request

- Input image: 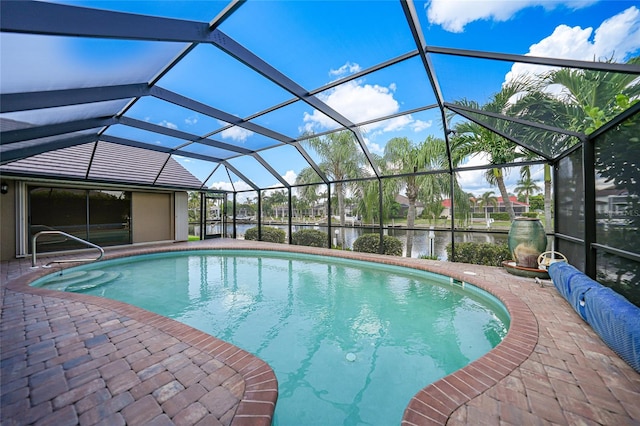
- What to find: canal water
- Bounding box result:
[205,223,509,260]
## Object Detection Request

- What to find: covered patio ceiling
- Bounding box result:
[1,0,639,192]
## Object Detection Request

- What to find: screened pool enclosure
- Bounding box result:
[1,1,639,304]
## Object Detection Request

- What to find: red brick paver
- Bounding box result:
[2,239,639,425]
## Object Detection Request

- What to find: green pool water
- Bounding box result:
[32,250,509,425]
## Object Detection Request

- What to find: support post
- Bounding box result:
[288,188,293,244]
[326,184,332,249]
[583,137,597,278]
[378,178,384,254]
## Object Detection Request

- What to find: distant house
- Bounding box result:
[441,196,529,218]
[394,194,424,217]
[595,188,637,226]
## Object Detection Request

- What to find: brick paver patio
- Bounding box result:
[2,239,639,425]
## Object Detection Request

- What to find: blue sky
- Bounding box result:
[2,0,639,199]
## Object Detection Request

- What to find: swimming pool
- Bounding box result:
[32,249,509,425]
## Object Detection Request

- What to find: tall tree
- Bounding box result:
[512,56,640,231]
[352,154,394,225]
[452,78,538,221]
[514,169,541,212]
[384,136,455,257]
[477,191,498,222]
[301,131,364,244]
[263,189,287,219]
[541,57,640,134]
[187,191,201,222]
[295,167,322,219]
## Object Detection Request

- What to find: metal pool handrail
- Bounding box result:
[31,230,104,267]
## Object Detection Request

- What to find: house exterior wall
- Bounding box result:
[0,181,185,261]
[1,181,17,262]
[132,192,174,243]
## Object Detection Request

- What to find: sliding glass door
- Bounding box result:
[29,186,131,253]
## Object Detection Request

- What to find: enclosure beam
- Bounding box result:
[378,179,385,255]
[326,184,332,249]
[448,106,554,161]
[1,1,214,42]
[232,192,237,239]
[288,189,293,245]
[252,153,290,188]
[0,134,97,164]
[151,87,297,145]
[0,84,150,113]
[257,189,262,241]
[1,117,116,145]
[446,103,585,140]
[583,136,597,279]
[119,117,253,155]
[206,28,381,178]
[222,162,259,191]
[400,0,455,174]
[426,45,640,75]
[100,134,226,163]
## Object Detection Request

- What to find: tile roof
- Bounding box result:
[1,141,203,189]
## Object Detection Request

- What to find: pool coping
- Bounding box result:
[4,239,537,425]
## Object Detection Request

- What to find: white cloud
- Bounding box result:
[425,0,597,33]
[457,155,546,197]
[412,119,433,132]
[209,179,253,192]
[303,81,400,132]
[363,136,383,155]
[220,125,254,142]
[302,76,436,145]
[185,115,198,126]
[329,62,362,77]
[504,7,640,84]
[282,170,297,185]
[593,6,640,60]
[457,152,490,194]
[304,80,418,135]
[159,120,178,130]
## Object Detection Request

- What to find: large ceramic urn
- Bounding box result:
[508,217,547,269]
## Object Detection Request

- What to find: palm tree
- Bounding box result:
[295,167,323,220]
[514,168,541,212]
[384,136,454,257]
[477,191,498,223]
[263,189,287,219]
[187,191,200,222]
[291,195,309,220]
[452,78,539,221]
[541,57,640,134]
[352,155,394,225]
[301,131,364,244]
[511,56,640,231]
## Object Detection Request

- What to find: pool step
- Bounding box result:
[39,270,121,292]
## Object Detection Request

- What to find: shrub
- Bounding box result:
[445,242,511,266]
[244,226,285,243]
[292,229,327,247]
[490,212,510,221]
[353,233,403,256]
[520,212,539,219]
[418,254,439,260]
